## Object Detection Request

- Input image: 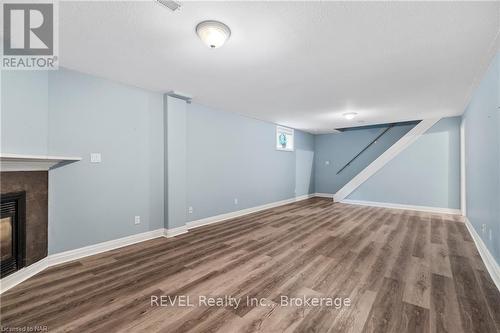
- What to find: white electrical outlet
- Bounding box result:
[234,198,238,205]
[134,216,141,225]
[188,206,193,214]
[90,153,102,163]
[482,224,487,233]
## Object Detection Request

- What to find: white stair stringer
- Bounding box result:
[333,118,441,203]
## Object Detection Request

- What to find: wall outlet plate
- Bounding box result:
[134,216,141,225]
[90,153,102,163]
[188,206,193,214]
[234,198,238,205]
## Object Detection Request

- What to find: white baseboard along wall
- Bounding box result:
[340,199,462,215]
[3,194,498,294]
[0,194,315,293]
[465,218,500,291]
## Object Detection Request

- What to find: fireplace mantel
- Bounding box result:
[0,154,82,172]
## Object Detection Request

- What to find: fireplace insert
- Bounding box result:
[1,191,26,278]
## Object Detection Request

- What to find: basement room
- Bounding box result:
[1,1,499,332]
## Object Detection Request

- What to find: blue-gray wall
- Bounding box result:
[1,68,165,254]
[1,71,49,155]
[1,68,315,253]
[47,69,165,253]
[462,52,500,263]
[314,123,416,194]
[186,103,315,222]
[348,117,461,210]
[164,96,187,229]
[1,66,473,256]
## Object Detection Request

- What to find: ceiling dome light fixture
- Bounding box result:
[196,20,231,49]
[343,112,358,120]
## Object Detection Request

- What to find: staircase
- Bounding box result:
[333,118,441,202]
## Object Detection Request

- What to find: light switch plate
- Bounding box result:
[90,153,101,163]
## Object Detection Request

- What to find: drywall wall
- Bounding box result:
[1,68,165,254]
[295,130,315,197]
[462,52,500,262]
[1,68,315,253]
[164,95,187,229]
[186,103,315,222]
[347,117,461,210]
[1,71,49,155]
[47,68,165,253]
[314,123,416,194]
[0,67,467,256]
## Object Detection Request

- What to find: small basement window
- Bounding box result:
[276,125,294,151]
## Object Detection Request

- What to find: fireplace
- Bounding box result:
[0,171,48,275]
[1,191,26,277]
[0,156,78,285]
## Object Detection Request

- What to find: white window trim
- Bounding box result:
[276,125,294,152]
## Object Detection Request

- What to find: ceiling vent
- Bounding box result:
[156,0,181,12]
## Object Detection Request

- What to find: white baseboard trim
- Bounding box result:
[465,217,500,290]
[334,118,441,202]
[47,229,166,266]
[1,194,317,294]
[340,199,462,215]
[0,257,50,295]
[465,218,500,291]
[313,192,334,199]
[187,194,314,230]
[1,228,165,294]
[164,225,188,237]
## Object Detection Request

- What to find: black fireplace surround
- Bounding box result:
[0,191,26,278]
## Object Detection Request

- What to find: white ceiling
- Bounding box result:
[58,1,500,133]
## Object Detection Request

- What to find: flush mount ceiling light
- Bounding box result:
[196,20,231,49]
[343,112,358,120]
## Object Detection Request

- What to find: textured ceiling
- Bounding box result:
[58,1,500,133]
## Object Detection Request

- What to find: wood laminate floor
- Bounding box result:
[1,198,499,332]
